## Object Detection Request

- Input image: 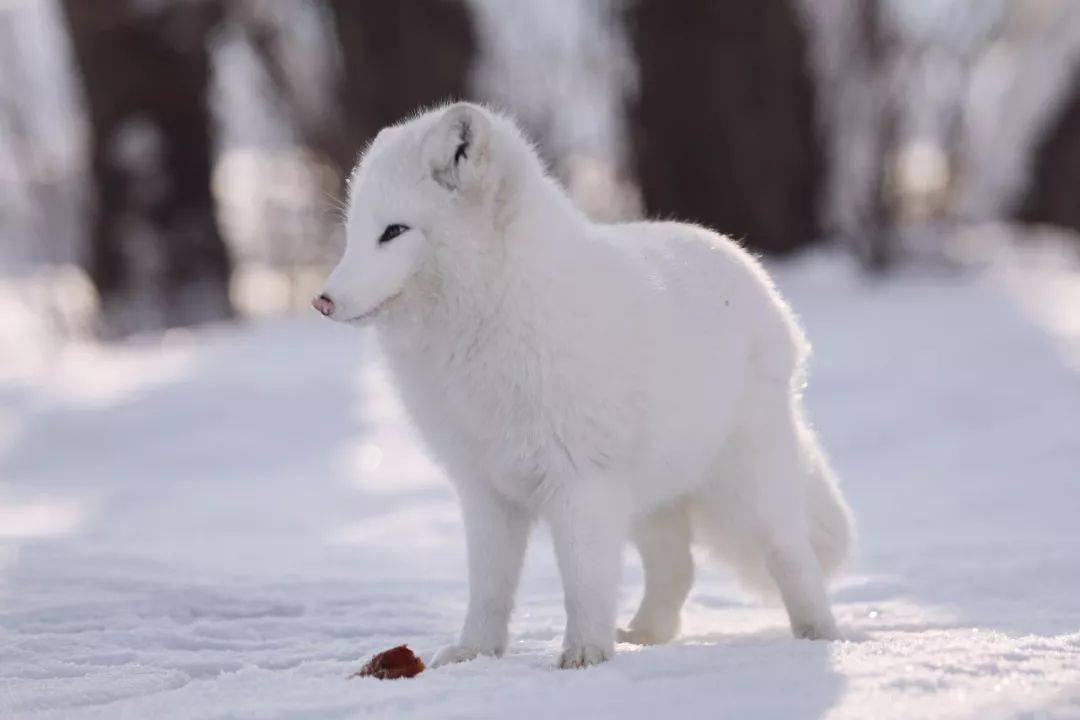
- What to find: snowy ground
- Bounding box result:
[1,249,1079,719]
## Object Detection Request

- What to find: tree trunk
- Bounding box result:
[325,0,476,176]
[626,0,822,255]
[1020,73,1080,236]
[853,0,899,272]
[62,0,232,336]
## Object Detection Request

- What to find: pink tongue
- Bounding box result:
[312,295,334,316]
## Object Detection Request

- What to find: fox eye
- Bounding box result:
[378,224,410,245]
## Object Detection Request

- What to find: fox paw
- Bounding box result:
[431,644,485,668]
[558,644,612,669]
[617,627,664,646]
[792,621,842,641]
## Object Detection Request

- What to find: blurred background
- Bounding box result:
[2,0,1079,340]
[2,2,1080,717]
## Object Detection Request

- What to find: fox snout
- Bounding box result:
[312,294,335,317]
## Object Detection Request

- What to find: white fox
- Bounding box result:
[314,102,854,669]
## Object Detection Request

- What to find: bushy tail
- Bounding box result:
[798,418,855,578]
[689,400,855,597]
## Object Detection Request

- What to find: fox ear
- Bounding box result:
[424,103,491,192]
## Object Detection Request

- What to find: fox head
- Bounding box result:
[314,102,519,325]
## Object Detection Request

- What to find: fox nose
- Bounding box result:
[312,294,335,317]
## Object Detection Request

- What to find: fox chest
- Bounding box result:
[388,341,633,506]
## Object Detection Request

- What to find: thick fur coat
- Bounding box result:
[316,103,854,668]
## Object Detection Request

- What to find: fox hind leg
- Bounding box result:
[618,500,694,645]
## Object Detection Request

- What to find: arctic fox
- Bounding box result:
[314,102,854,669]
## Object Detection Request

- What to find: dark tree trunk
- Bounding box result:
[626,0,823,255]
[62,0,232,336]
[1020,72,1080,235]
[854,0,899,272]
[325,0,476,176]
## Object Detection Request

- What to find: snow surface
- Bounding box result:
[2,251,1079,719]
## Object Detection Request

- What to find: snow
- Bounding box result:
[2,250,1080,719]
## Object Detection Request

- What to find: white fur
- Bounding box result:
[318,103,855,669]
